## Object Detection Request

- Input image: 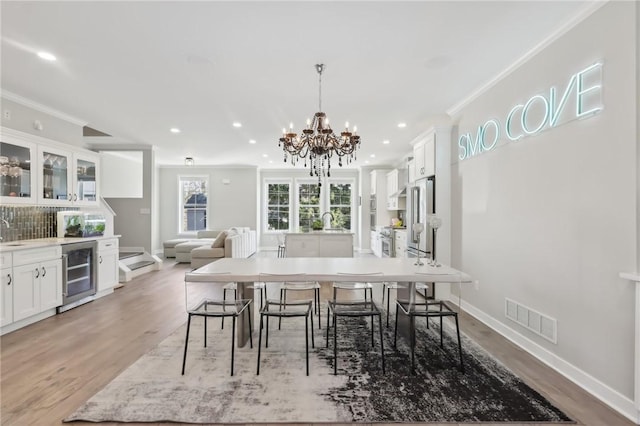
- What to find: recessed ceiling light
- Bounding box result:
[37,51,56,61]
[382,140,390,144]
[370,154,376,158]
[170,128,181,133]
[365,160,370,164]
[262,154,268,158]
[397,122,407,128]
[269,160,273,164]
[232,122,242,128]
[249,139,256,144]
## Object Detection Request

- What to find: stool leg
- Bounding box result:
[305,314,309,376]
[231,315,236,376]
[386,287,391,327]
[266,314,270,348]
[181,314,192,375]
[310,306,315,348]
[410,315,416,373]
[222,290,226,330]
[394,306,399,347]
[278,289,285,330]
[247,304,253,348]
[257,314,263,375]
[455,314,464,372]
[333,312,338,375]
[203,315,207,348]
[378,312,385,374]
[316,288,321,329]
[382,283,386,304]
[325,305,331,348]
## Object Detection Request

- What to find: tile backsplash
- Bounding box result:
[0,206,79,242]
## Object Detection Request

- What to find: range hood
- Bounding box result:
[389,185,408,198]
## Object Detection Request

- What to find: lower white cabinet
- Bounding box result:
[13,258,61,322]
[1,267,13,327]
[394,230,407,258]
[11,245,62,324]
[98,238,119,292]
[284,234,353,258]
[371,231,382,258]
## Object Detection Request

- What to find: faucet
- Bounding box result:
[321,212,334,229]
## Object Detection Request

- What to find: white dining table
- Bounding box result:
[185,257,472,346]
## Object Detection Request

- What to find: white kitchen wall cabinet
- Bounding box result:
[97,238,119,294]
[413,132,435,179]
[386,170,398,210]
[38,145,99,206]
[0,135,38,205]
[0,267,13,327]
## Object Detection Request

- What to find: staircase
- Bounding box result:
[119,247,162,282]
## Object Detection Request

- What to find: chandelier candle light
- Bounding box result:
[279,64,361,188]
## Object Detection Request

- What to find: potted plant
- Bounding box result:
[311,219,323,230]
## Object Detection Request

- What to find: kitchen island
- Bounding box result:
[285,231,354,257]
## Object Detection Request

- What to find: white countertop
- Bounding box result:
[0,235,120,252]
[186,257,471,283]
[286,231,354,235]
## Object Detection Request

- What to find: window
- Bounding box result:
[179,176,208,233]
[266,182,290,231]
[298,182,320,232]
[329,182,352,230]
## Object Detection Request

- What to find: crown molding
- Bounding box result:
[1,90,88,126]
[446,1,608,117]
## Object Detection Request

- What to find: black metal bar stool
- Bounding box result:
[326,299,385,375]
[257,299,314,376]
[394,299,464,373]
[181,298,252,376]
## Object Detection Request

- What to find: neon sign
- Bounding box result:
[458,63,603,160]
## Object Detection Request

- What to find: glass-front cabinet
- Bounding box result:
[0,138,37,205]
[38,146,99,206]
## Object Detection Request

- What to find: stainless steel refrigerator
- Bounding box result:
[406,176,435,258]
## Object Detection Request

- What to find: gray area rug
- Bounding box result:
[65,308,573,423]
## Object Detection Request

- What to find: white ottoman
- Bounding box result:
[163,238,191,258]
[175,240,214,263]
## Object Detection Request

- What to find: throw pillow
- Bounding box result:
[211,231,227,248]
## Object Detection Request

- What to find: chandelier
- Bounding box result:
[279,64,361,187]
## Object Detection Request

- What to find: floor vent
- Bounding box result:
[505,298,557,344]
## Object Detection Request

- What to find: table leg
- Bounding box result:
[395,281,414,340]
[236,281,254,347]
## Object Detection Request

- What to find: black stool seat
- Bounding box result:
[326,299,385,375]
[257,299,314,376]
[394,299,464,373]
[182,298,252,376]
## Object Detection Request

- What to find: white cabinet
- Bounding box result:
[394,230,407,258]
[98,238,119,293]
[285,233,353,258]
[386,170,398,210]
[12,246,62,322]
[370,170,378,195]
[413,133,435,179]
[38,146,100,207]
[0,135,38,205]
[371,230,382,257]
[408,158,416,184]
[1,267,13,327]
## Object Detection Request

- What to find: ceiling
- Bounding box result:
[1,1,596,169]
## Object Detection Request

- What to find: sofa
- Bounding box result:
[163,228,257,268]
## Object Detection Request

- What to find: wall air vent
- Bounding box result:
[505,298,557,344]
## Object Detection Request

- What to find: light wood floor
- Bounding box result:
[0,257,634,426]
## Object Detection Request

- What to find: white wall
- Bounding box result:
[450,1,637,419]
[1,97,83,146]
[158,166,258,250]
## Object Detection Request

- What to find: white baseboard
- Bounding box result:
[449,297,640,424]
